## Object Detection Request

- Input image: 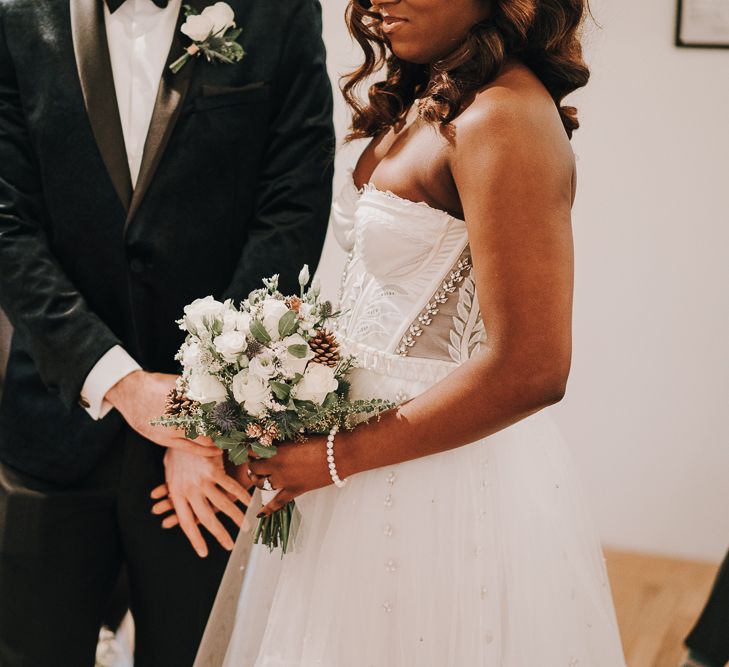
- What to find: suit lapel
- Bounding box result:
[125,0,206,228]
[70,0,133,212]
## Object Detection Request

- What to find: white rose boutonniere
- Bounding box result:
[171,2,245,74]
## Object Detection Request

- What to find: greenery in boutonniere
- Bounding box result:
[170,2,245,74]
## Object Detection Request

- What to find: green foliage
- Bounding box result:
[268,381,291,401]
[249,318,271,344]
[250,442,277,459]
[278,310,298,338]
[287,344,309,359]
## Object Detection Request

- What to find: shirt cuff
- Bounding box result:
[80,346,142,420]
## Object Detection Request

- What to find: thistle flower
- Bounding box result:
[210,400,241,432]
[246,337,265,357]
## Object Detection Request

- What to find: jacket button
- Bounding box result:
[129,258,145,274]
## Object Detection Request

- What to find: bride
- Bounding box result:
[192,0,627,664]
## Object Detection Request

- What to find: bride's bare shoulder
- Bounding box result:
[452,61,575,168]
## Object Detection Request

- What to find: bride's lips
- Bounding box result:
[380,15,407,34]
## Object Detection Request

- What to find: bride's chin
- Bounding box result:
[388,39,448,66]
[389,44,432,66]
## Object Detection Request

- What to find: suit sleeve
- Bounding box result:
[0,10,122,411]
[222,0,335,301]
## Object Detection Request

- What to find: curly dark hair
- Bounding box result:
[343,0,591,141]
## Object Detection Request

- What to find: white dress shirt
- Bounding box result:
[80,0,182,420]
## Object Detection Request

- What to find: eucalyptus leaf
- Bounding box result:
[230,445,249,466]
[287,344,309,359]
[251,442,277,459]
[269,380,291,401]
[214,436,240,450]
[278,310,298,338]
[250,318,271,344]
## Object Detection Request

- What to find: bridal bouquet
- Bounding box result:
[156,267,392,553]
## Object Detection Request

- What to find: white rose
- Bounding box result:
[280,333,314,376]
[261,298,290,341]
[180,13,214,42]
[293,363,338,405]
[298,264,310,288]
[214,330,247,363]
[183,296,225,333]
[186,372,228,405]
[248,351,277,380]
[222,309,251,335]
[232,372,272,417]
[201,2,236,35]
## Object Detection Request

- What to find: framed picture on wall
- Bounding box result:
[676,0,729,48]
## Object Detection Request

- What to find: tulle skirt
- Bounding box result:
[195,347,626,667]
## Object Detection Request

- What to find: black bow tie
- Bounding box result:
[106,0,169,13]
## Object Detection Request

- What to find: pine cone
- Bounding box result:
[309,329,340,368]
[164,386,199,418]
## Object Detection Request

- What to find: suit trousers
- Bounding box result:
[686,549,729,667]
[0,429,236,667]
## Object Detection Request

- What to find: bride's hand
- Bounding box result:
[248,435,334,517]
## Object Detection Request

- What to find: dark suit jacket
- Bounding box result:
[0,0,335,483]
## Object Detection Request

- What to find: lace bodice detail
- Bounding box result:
[332,176,485,363]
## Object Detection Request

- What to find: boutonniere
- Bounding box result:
[170,2,245,74]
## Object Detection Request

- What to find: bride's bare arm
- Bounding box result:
[251,90,577,514]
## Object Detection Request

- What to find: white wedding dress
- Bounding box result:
[194,176,627,667]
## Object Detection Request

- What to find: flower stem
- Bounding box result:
[170,52,190,74]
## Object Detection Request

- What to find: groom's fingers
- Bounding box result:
[191,434,218,449]
[206,487,245,527]
[190,495,235,552]
[172,496,209,558]
[152,499,174,515]
[216,474,252,507]
[150,483,169,500]
[173,437,221,458]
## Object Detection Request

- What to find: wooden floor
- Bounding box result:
[605,549,721,667]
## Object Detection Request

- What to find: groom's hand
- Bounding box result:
[106,370,220,457]
[151,448,252,557]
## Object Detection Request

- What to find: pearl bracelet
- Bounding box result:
[326,425,347,488]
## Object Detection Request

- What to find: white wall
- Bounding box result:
[320,0,729,562]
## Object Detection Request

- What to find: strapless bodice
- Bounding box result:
[332,175,484,364]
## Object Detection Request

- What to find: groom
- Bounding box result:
[0,0,334,665]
